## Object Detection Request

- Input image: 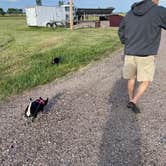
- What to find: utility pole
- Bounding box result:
[70,0,73,30]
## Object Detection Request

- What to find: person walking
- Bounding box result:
[118,0,166,113]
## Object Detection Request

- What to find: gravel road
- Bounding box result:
[0,31,166,166]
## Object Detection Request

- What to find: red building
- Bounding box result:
[110,15,124,27]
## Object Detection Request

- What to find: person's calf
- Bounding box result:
[128,78,136,100]
[131,81,150,104]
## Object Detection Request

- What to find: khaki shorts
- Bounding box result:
[123,55,155,82]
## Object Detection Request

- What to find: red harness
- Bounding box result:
[35,99,45,105]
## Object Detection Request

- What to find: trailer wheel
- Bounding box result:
[52,23,57,28]
[46,23,52,28]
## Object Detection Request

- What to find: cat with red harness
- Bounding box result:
[25,97,48,121]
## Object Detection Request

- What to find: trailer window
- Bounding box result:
[66,14,69,20]
[65,7,69,12]
[65,7,74,12]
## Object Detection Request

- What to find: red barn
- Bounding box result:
[110,15,124,27]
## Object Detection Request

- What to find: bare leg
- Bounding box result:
[128,78,136,100]
[131,81,150,104]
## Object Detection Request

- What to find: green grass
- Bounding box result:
[0,17,121,101]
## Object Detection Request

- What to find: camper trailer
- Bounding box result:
[25,5,76,27]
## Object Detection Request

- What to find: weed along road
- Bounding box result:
[0,31,166,165]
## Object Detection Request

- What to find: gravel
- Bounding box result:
[0,31,166,166]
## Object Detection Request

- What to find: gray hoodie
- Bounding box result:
[118,0,166,56]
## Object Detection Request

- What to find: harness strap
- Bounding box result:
[35,99,45,105]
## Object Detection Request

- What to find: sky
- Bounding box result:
[0,0,166,12]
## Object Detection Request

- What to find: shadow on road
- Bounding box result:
[44,92,64,112]
[98,78,142,166]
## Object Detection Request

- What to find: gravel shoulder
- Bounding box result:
[0,32,166,166]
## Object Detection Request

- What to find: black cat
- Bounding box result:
[52,57,62,65]
[25,97,48,121]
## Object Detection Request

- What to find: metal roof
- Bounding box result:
[77,8,115,15]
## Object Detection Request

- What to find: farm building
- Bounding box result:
[76,7,115,21]
[75,7,123,28]
[109,15,124,27]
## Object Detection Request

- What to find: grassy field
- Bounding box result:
[0,17,121,101]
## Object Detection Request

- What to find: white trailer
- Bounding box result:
[25,5,76,27]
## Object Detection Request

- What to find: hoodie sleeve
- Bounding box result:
[158,6,166,30]
[118,17,126,44]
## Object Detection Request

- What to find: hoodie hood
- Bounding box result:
[132,0,156,16]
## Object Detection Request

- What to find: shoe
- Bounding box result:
[127,102,141,113]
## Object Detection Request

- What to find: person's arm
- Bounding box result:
[159,6,166,30]
[118,17,126,44]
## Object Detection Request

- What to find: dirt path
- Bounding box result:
[0,31,166,166]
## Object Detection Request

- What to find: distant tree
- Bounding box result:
[7,8,14,14]
[58,0,65,6]
[36,0,42,6]
[0,8,3,13]
[15,9,18,14]
[7,8,23,14]
[16,9,23,14]
[19,9,23,14]
[0,8,5,16]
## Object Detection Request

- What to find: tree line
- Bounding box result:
[0,0,66,16]
[36,0,65,6]
[0,8,23,15]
